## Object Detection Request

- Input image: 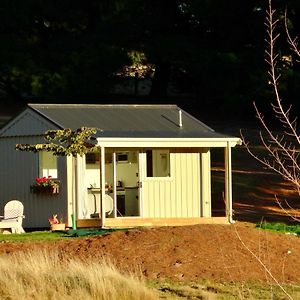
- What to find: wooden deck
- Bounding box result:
[77,217,229,228]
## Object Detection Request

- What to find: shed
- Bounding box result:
[0,104,241,228]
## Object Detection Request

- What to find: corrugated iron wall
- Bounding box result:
[0,136,68,228]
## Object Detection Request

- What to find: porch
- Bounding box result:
[77,217,229,228]
[71,141,237,228]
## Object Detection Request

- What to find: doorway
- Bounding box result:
[113,150,141,217]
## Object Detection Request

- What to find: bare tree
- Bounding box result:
[241,0,300,221]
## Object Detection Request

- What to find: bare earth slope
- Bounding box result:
[1,222,299,284]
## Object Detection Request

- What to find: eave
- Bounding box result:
[96,137,242,148]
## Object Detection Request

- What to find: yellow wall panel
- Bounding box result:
[143,149,203,218]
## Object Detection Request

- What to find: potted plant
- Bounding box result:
[48,214,65,231]
[31,176,60,194]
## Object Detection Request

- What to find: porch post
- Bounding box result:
[76,155,86,219]
[75,155,81,220]
[224,141,233,223]
[100,146,106,228]
[200,148,211,217]
[72,156,77,229]
[112,152,117,218]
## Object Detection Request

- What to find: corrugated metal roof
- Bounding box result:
[28,104,232,139]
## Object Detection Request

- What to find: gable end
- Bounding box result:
[0,108,60,137]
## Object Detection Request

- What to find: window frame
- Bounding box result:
[38,152,58,179]
[145,149,171,179]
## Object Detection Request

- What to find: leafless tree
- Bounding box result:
[241,0,300,222]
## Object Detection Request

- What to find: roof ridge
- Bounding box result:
[28,103,178,108]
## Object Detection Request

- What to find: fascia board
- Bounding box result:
[96,137,242,148]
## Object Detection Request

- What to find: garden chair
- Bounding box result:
[90,194,113,218]
[0,200,25,234]
[104,194,114,216]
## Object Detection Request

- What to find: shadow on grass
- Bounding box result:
[212,169,300,224]
[66,228,127,237]
[211,139,300,225]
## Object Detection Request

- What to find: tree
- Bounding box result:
[0,0,268,106]
[241,0,300,221]
[0,1,131,101]
[4,0,300,119]
[15,127,97,156]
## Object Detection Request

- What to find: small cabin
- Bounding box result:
[0,104,241,228]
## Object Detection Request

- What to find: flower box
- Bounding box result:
[30,185,59,195]
[30,176,60,195]
[50,223,66,231]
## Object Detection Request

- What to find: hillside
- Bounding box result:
[1,222,299,285]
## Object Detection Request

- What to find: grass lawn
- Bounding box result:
[151,280,300,299]
[257,222,300,236]
[0,228,123,242]
[0,231,67,242]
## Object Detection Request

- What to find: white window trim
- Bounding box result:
[38,152,58,179]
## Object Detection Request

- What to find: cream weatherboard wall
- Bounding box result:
[142,148,210,218]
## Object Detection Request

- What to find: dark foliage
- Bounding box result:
[0,1,299,120]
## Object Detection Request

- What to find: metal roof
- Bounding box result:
[28,104,234,139]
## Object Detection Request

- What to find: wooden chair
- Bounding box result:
[0,200,25,234]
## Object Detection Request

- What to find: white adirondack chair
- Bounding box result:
[0,200,25,234]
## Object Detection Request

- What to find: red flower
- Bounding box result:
[35,176,58,187]
[48,214,59,225]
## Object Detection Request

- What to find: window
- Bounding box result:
[39,152,58,178]
[86,152,101,164]
[146,150,170,177]
[116,152,129,163]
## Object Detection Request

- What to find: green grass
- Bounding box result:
[151,280,300,299]
[256,222,300,236]
[0,231,68,242]
[0,228,126,242]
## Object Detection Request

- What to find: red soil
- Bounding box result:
[0,222,299,284]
